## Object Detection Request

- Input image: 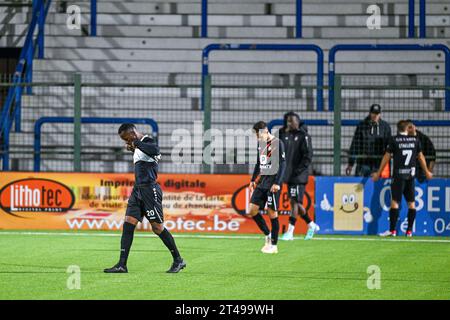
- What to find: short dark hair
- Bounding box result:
[253,121,267,132]
[397,120,408,132]
[118,123,136,134]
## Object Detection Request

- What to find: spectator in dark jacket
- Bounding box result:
[406,120,436,183]
[346,104,392,177]
[278,112,319,241]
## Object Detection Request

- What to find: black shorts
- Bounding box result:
[391,177,415,204]
[250,186,281,211]
[288,184,306,204]
[126,184,164,223]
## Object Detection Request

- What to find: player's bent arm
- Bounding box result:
[418,152,433,179]
[429,160,436,172]
[251,154,261,182]
[133,139,160,156]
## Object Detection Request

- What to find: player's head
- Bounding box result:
[252,121,269,140]
[369,104,381,122]
[405,119,417,136]
[118,123,139,144]
[397,120,409,134]
[286,112,300,131]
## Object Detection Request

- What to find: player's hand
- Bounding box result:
[126,143,135,152]
[371,172,380,182]
[425,171,433,180]
[249,181,256,191]
[270,184,280,193]
[345,165,353,176]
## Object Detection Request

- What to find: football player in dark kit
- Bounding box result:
[248,121,286,254]
[104,124,186,273]
[405,120,437,183]
[372,120,433,237]
[279,112,319,241]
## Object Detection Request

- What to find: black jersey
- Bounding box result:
[132,135,161,185]
[251,137,286,188]
[386,134,422,179]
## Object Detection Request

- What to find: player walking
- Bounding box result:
[248,121,286,254]
[372,120,433,237]
[279,112,319,241]
[104,124,186,273]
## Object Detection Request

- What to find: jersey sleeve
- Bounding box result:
[134,137,160,156]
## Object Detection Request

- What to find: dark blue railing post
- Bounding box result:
[0,0,52,170]
[91,0,97,36]
[296,0,302,38]
[201,44,324,111]
[419,0,426,38]
[201,0,208,38]
[37,0,45,58]
[408,0,415,38]
[34,119,42,172]
[328,44,450,112]
[34,117,159,172]
[14,76,23,132]
[2,128,10,171]
[26,45,33,95]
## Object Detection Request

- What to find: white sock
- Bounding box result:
[287,224,295,234]
[308,221,316,229]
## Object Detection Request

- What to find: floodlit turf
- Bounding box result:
[0,230,449,300]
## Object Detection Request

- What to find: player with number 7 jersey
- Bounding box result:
[372,120,433,238]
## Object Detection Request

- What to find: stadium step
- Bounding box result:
[32,59,444,74]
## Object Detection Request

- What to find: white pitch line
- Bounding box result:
[0,231,449,243]
[312,237,450,243]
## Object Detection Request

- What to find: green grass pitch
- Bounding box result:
[0,230,449,300]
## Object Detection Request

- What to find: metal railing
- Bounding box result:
[2,73,449,175]
[328,44,450,111]
[34,117,159,172]
[0,0,52,170]
[268,118,450,177]
[202,43,324,111]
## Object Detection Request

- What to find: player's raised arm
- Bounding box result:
[133,137,160,156]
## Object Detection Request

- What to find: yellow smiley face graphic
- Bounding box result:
[339,193,359,213]
[334,183,364,231]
